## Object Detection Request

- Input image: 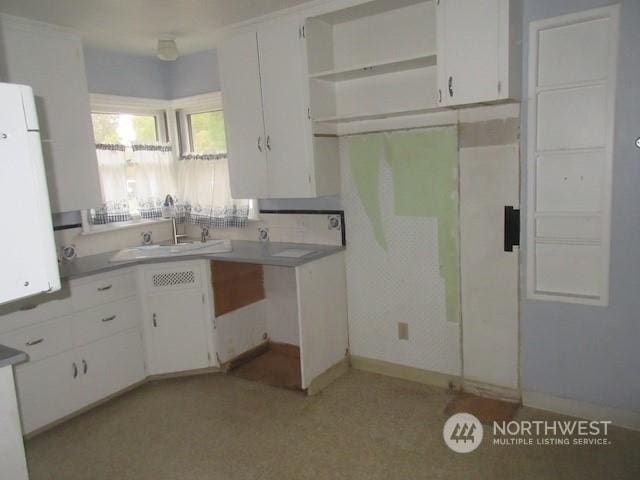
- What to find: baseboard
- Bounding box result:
[306,357,349,396]
[463,379,521,403]
[147,366,222,381]
[350,355,462,390]
[523,390,640,431]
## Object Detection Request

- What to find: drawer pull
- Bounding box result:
[72,362,78,378]
[97,284,113,291]
[102,315,117,323]
[25,338,44,346]
[19,304,38,311]
[82,359,88,375]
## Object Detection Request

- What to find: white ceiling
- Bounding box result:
[0,0,316,56]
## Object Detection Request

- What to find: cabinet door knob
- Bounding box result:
[257,136,263,152]
[82,359,88,375]
[438,89,442,103]
[448,76,454,97]
[152,313,158,328]
[72,362,78,378]
[266,136,271,151]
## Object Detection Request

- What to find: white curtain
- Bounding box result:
[176,154,250,227]
[131,145,177,205]
[96,146,128,204]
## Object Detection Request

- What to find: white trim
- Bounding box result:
[0,12,79,36]
[523,390,640,432]
[525,5,619,305]
[171,92,223,111]
[80,217,172,236]
[89,94,169,112]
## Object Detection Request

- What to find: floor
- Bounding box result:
[25,370,640,480]
[230,343,302,390]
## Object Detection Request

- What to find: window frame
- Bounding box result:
[172,92,224,156]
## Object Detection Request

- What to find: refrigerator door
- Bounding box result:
[0,83,60,305]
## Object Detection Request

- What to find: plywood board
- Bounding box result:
[211,261,265,317]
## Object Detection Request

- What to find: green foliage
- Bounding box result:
[131,115,158,143]
[91,113,119,143]
[91,113,158,144]
[189,111,227,153]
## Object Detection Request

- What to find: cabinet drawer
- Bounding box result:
[72,299,139,346]
[70,270,136,311]
[0,283,73,334]
[0,315,72,363]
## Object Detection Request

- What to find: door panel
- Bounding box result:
[147,290,210,374]
[258,21,314,198]
[438,0,500,106]
[218,31,268,198]
[14,351,82,434]
[460,145,519,389]
[78,329,145,407]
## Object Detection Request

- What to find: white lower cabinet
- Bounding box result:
[14,350,83,434]
[77,329,145,407]
[15,329,144,434]
[145,290,210,375]
[139,261,214,376]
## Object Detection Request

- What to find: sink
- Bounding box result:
[109,239,232,263]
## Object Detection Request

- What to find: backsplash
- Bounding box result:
[54,212,344,260]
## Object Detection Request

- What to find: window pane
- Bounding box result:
[91,113,158,144]
[188,111,227,153]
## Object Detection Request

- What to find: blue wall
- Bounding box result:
[520,0,640,412]
[84,46,170,99]
[166,49,220,99]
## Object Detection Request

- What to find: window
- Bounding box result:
[91,113,159,145]
[186,110,227,153]
[88,93,252,231]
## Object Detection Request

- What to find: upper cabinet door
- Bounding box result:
[0,18,102,212]
[218,31,269,199]
[437,0,519,106]
[258,21,314,198]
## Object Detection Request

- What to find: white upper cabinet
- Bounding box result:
[218,20,339,199]
[436,0,521,107]
[0,15,102,212]
[218,31,269,199]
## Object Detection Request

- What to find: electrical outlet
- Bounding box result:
[398,322,409,340]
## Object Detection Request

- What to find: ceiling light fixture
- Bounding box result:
[157,37,179,61]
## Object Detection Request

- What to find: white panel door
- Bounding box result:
[218,31,268,199]
[146,290,210,375]
[437,0,501,106]
[460,145,519,390]
[14,351,82,434]
[527,6,619,305]
[296,253,348,389]
[77,329,145,407]
[258,20,314,198]
[0,18,102,212]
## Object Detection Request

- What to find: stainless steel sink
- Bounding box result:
[109,239,232,263]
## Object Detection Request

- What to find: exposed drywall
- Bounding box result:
[348,134,388,251]
[341,131,461,376]
[520,0,640,413]
[387,128,459,324]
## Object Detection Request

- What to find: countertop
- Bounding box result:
[0,344,28,368]
[60,240,345,280]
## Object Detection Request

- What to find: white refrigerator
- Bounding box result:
[0,82,60,305]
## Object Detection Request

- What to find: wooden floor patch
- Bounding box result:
[444,393,520,424]
[229,343,302,391]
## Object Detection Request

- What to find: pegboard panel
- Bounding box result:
[340,133,461,376]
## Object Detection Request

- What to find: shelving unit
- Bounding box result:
[305,0,439,135]
[309,53,437,83]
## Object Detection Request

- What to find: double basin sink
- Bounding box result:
[109,239,233,263]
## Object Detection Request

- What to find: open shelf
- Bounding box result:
[309,53,437,82]
[313,106,449,124]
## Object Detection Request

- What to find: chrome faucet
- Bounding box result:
[164,195,187,245]
[201,227,209,243]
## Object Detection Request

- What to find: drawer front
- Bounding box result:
[0,283,73,334]
[70,270,136,311]
[72,298,139,346]
[0,315,73,363]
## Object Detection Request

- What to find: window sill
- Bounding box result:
[80,217,172,236]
